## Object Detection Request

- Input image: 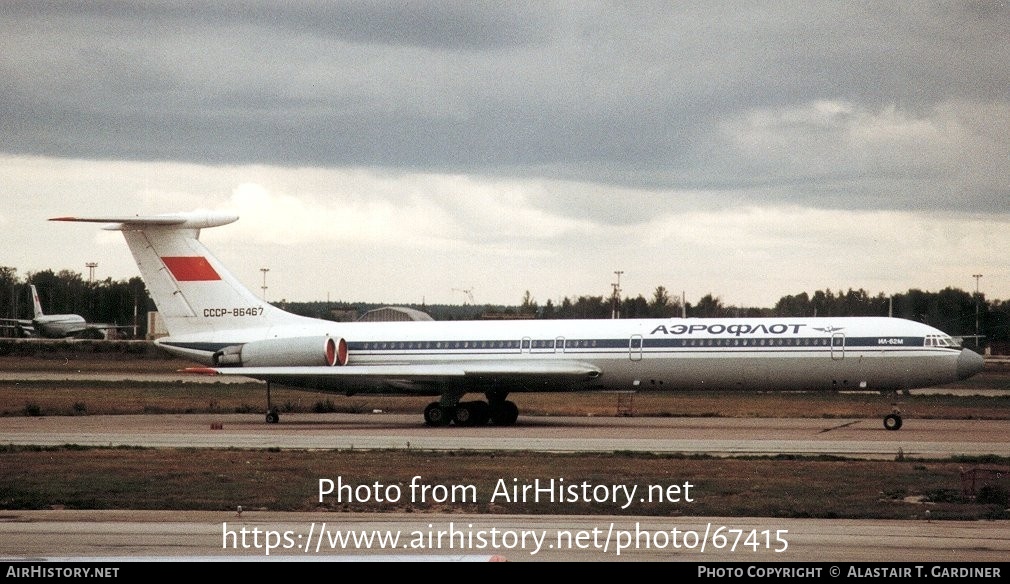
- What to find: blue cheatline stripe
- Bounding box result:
[349,337,925,350]
[344,337,941,356]
[164,337,952,358]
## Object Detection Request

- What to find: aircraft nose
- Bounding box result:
[956,348,985,380]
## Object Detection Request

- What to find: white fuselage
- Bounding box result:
[32,314,88,338]
[157,315,976,394]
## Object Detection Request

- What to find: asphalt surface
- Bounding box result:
[2,510,1008,562]
[2,366,1008,563]
[1,412,1007,458]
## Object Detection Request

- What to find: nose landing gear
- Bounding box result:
[883,411,903,431]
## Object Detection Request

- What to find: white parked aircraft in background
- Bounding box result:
[0,285,128,339]
[51,211,985,430]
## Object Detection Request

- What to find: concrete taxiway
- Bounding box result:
[2,510,1008,562]
[0,412,1007,458]
[2,369,1007,563]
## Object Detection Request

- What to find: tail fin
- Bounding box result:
[29,285,44,318]
[50,211,308,338]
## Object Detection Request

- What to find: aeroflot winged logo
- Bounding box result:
[161,256,221,281]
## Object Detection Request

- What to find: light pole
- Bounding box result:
[260,268,270,301]
[611,270,623,319]
[972,274,982,348]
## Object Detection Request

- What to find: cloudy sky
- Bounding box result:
[1,2,1007,308]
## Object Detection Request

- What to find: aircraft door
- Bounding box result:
[831,333,845,360]
[629,335,643,361]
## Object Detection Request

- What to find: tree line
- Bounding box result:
[517,285,1009,345]
[2,267,1007,346]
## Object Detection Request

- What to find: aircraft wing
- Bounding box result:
[45,322,131,334]
[63,324,132,335]
[185,360,602,384]
[0,319,34,336]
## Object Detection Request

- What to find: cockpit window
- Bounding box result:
[924,334,961,348]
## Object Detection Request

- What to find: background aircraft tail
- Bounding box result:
[51,211,308,338]
[29,285,44,318]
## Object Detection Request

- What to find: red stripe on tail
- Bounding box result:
[161,256,221,281]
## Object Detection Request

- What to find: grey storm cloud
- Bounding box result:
[2,1,1008,221]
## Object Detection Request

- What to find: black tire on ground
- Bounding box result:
[883,413,902,431]
[490,400,519,426]
[424,402,453,426]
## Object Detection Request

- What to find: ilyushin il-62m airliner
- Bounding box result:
[51,211,985,431]
[0,284,131,339]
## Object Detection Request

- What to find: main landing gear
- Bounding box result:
[257,379,520,428]
[264,381,280,424]
[424,393,520,427]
